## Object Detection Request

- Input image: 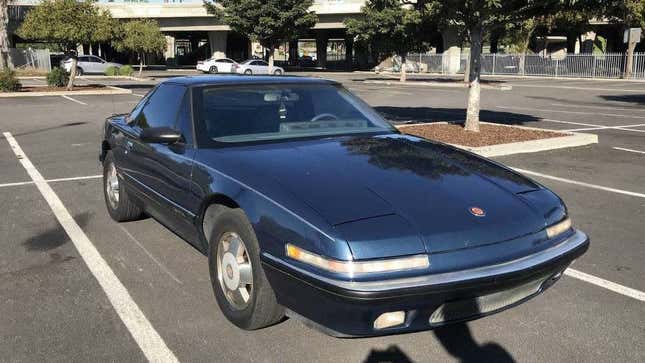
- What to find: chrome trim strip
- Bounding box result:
[262,229,588,293]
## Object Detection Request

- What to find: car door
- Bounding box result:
[77,56,90,72]
[126,83,199,243]
[91,56,108,73]
[252,60,269,74]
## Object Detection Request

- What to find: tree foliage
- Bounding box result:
[17,0,116,89]
[345,0,428,81]
[113,20,166,78]
[423,0,584,131]
[204,0,317,71]
[604,0,645,28]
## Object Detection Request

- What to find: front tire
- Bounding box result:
[273,69,283,76]
[103,151,143,222]
[209,66,218,74]
[244,69,252,75]
[207,206,283,330]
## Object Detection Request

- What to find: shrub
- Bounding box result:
[46,67,69,87]
[119,65,134,76]
[0,68,22,92]
[105,66,120,76]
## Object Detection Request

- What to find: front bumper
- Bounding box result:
[261,229,589,337]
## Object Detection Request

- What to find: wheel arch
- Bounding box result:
[199,193,242,245]
[100,139,111,162]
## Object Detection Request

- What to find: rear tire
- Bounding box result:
[207,205,284,330]
[273,69,282,76]
[244,69,252,75]
[103,151,143,222]
[209,66,218,74]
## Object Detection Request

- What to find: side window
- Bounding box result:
[175,91,193,145]
[135,84,186,130]
[78,56,89,62]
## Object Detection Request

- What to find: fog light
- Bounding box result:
[373,311,405,330]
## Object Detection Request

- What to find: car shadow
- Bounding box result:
[374,106,541,126]
[599,94,645,105]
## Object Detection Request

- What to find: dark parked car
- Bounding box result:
[100,76,589,337]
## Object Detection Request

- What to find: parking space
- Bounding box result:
[1,72,644,362]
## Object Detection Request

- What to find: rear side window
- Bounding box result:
[135,84,186,129]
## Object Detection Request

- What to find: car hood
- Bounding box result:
[224,134,554,256]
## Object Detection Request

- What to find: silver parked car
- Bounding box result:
[235,59,284,75]
[62,55,123,75]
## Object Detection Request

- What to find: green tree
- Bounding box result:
[604,0,645,28]
[425,0,582,132]
[345,0,428,82]
[17,0,114,90]
[112,19,166,78]
[204,0,318,73]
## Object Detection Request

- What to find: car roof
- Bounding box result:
[161,76,338,87]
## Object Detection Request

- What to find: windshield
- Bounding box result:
[193,84,395,145]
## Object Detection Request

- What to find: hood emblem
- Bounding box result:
[469,206,486,217]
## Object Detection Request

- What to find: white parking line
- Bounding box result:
[613,147,645,155]
[511,83,645,93]
[551,103,645,112]
[60,95,88,105]
[0,175,102,189]
[498,105,645,120]
[565,268,645,302]
[562,123,645,132]
[2,132,179,363]
[118,224,183,285]
[512,167,645,198]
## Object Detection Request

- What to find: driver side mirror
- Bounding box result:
[139,127,183,144]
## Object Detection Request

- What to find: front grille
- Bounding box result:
[429,275,549,324]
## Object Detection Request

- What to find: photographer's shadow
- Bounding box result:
[433,322,515,363]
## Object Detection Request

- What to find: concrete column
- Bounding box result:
[441,26,462,74]
[164,35,175,66]
[316,30,328,68]
[208,31,227,59]
[344,35,353,71]
[288,40,298,66]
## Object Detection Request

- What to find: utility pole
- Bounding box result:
[623,28,642,79]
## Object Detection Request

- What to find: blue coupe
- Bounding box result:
[101,76,589,337]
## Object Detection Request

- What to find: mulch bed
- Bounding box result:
[399,123,567,147]
[18,85,107,93]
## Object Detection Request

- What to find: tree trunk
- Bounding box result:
[464,24,483,132]
[66,56,77,91]
[268,44,274,74]
[0,0,12,69]
[400,54,407,82]
[138,52,143,78]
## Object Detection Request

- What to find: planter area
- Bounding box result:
[397,122,598,157]
[0,84,132,97]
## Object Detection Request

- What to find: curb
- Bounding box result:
[363,79,512,91]
[396,122,598,157]
[0,85,132,98]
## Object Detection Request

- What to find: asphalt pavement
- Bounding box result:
[1,71,643,362]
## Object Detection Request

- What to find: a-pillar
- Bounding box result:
[208,31,228,59]
[316,30,328,68]
[441,26,462,74]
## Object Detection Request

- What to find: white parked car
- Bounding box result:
[62,55,122,75]
[196,57,239,74]
[235,59,284,75]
